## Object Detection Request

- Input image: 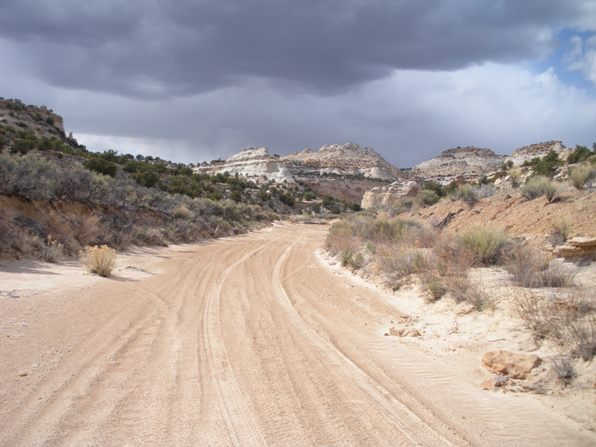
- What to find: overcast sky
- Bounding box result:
[1,0,595,167]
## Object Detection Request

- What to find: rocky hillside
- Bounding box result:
[283,143,401,181]
[196,142,400,204]
[0,98,79,151]
[195,147,294,182]
[411,146,505,184]
[506,141,571,167]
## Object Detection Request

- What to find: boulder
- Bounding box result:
[482,350,541,379]
[553,236,596,259]
[568,236,596,248]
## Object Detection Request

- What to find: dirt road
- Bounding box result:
[0,224,593,446]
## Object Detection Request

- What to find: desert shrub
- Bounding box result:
[455,184,478,205]
[505,246,576,288]
[513,291,595,360]
[376,244,428,289]
[474,184,496,199]
[523,150,562,177]
[550,355,576,386]
[521,176,558,202]
[512,291,548,335]
[444,273,493,310]
[549,219,571,246]
[82,245,117,277]
[74,215,101,246]
[396,196,415,212]
[422,181,446,197]
[421,271,446,302]
[85,157,118,177]
[550,356,575,385]
[458,226,509,266]
[539,259,577,287]
[40,235,64,263]
[569,164,595,189]
[417,189,440,206]
[341,250,365,271]
[0,153,55,200]
[173,204,193,219]
[505,245,549,287]
[433,235,474,275]
[326,220,357,255]
[134,227,168,246]
[567,145,592,164]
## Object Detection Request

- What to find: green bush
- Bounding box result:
[85,157,118,177]
[417,189,440,206]
[521,176,558,202]
[523,150,562,177]
[567,145,593,165]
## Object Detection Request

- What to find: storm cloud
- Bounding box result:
[0,0,595,166]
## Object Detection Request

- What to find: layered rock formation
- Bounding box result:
[195,143,400,203]
[361,180,419,209]
[411,146,505,184]
[282,143,401,181]
[506,141,571,167]
[195,147,294,182]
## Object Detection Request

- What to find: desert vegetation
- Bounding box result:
[0,99,361,261]
[82,245,117,277]
[326,214,595,362]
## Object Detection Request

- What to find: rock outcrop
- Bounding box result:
[506,141,571,167]
[361,180,419,209]
[195,143,400,203]
[0,98,66,142]
[195,147,294,182]
[482,350,541,379]
[553,236,596,259]
[411,146,505,185]
[283,143,401,181]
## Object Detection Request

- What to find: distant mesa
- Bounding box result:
[411,146,505,184]
[195,142,402,183]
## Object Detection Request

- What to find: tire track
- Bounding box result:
[271,240,466,446]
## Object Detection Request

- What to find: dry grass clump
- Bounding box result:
[505,245,577,288]
[539,259,578,287]
[420,271,446,302]
[173,204,193,219]
[513,291,595,360]
[326,220,358,255]
[82,245,117,277]
[505,245,548,287]
[569,164,595,189]
[521,176,558,202]
[134,227,167,246]
[443,273,494,311]
[550,356,576,385]
[455,184,478,205]
[548,219,571,247]
[40,235,64,263]
[376,243,429,289]
[457,226,509,266]
[341,250,365,271]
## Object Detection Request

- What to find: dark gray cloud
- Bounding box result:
[0,0,592,97]
[1,1,595,167]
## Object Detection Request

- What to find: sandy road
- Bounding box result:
[0,223,594,446]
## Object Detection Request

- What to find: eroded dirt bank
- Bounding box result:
[0,223,594,446]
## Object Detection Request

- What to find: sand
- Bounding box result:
[0,223,594,446]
